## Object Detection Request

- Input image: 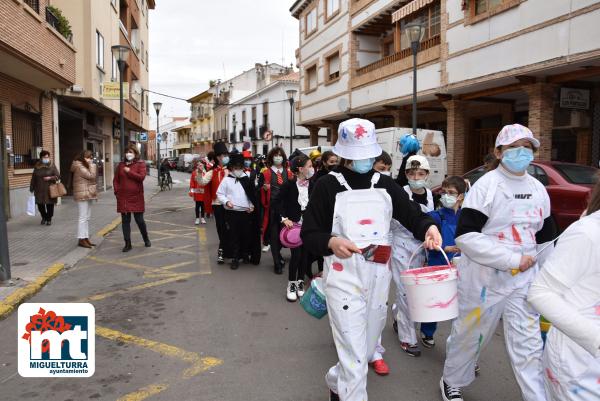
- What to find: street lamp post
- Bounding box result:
[111,45,130,159]
[153,102,162,185]
[0,133,10,282]
[286,89,297,156]
[405,23,424,137]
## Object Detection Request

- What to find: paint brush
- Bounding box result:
[510,231,566,275]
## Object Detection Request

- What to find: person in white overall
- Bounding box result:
[440,124,558,401]
[301,118,441,401]
[528,190,600,401]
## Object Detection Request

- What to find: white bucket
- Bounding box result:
[400,245,459,323]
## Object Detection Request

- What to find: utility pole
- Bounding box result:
[0,112,11,281]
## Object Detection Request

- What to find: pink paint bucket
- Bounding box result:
[400,245,459,322]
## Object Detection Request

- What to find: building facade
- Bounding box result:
[51,0,154,194]
[1,0,76,217]
[157,117,187,159]
[291,0,600,174]
[187,90,214,155]
[172,123,193,156]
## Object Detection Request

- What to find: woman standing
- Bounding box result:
[29,150,60,225]
[528,179,600,401]
[71,150,98,248]
[301,118,440,401]
[440,124,557,401]
[114,146,150,252]
[278,154,314,302]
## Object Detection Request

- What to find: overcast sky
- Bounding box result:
[148,0,299,125]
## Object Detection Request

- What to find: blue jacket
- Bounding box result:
[427,207,461,266]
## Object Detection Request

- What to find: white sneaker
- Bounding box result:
[262,244,270,252]
[296,280,305,297]
[286,281,298,302]
[200,218,207,224]
[194,218,200,225]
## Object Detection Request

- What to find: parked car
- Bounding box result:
[166,157,177,170]
[176,154,199,172]
[438,161,598,231]
[185,156,204,173]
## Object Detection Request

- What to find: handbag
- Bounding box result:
[49,180,67,198]
[26,195,36,216]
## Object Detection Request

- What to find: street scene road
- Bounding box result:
[0,175,522,401]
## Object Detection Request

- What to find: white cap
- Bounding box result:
[332,118,382,160]
[405,155,430,171]
[495,124,540,148]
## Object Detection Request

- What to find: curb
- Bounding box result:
[0,263,65,320]
[96,216,122,237]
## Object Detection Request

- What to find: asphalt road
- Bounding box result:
[0,178,523,401]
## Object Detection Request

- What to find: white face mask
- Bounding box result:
[440,194,458,208]
[379,170,391,176]
[273,156,283,166]
[305,167,315,179]
[125,153,134,161]
[408,179,427,189]
[232,169,245,178]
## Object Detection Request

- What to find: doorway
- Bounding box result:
[0,106,9,217]
[86,140,105,190]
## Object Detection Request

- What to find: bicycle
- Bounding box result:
[159,173,172,191]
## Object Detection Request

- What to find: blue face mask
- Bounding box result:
[221,156,230,166]
[351,158,375,174]
[502,147,533,173]
[244,160,251,168]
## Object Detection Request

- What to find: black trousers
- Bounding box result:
[195,201,205,218]
[289,246,308,282]
[121,212,149,242]
[225,210,250,260]
[213,205,227,251]
[37,203,55,221]
[268,208,283,268]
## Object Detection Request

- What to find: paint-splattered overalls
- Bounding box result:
[443,166,549,401]
[324,172,393,401]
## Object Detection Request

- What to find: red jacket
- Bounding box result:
[208,165,228,205]
[189,170,206,201]
[113,160,146,213]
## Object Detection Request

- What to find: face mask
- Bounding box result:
[273,156,283,166]
[41,158,50,164]
[351,158,375,174]
[232,169,245,178]
[125,154,134,161]
[221,156,230,166]
[244,160,252,168]
[440,194,458,208]
[502,147,534,173]
[379,170,391,177]
[408,179,427,189]
[305,167,315,179]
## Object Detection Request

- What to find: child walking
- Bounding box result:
[190,161,208,225]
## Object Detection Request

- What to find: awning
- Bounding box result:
[173,143,192,150]
[392,0,434,23]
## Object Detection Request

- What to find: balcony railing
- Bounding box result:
[356,35,441,76]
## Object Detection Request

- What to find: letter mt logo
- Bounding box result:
[18,303,95,377]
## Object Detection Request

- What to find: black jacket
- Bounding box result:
[277,178,313,223]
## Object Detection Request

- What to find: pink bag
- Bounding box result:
[280,223,303,248]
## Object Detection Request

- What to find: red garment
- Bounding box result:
[190,169,213,214]
[208,165,228,205]
[113,160,146,213]
[260,167,293,242]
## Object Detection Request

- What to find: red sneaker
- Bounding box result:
[369,359,390,376]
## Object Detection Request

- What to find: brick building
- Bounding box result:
[1,0,76,217]
[290,0,600,175]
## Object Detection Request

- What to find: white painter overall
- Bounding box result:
[443,166,549,401]
[324,172,392,401]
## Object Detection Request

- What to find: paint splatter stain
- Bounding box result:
[498,232,505,241]
[354,125,367,139]
[343,305,349,310]
[511,225,522,244]
[476,334,484,356]
[358,218,373,225]
[480,287,487,303]
[546,368,559,386]
[332,262,344,272]
[594,305,600,316]
[465,307,482,331]
[427,294,458,309]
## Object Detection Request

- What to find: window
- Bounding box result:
[140,41,145,64]
[96,31,104,69]
[305,64,318,92]
[466,0,522,24]
[475,0,503,15]
[325,51,340,83]
[11,107,42,169]
[326,0,340,20]
[111,54,118,81]
[400,1,441,50]
[146,51,149,71]
[111,0,118,9]
[305,7,317,36]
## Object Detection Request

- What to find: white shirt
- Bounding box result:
[271,165,283,175]
[297,180,309,211]
[216,176,253,211]
[528,210,600,357]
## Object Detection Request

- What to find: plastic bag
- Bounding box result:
[26,195,36,216]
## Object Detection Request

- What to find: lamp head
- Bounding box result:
[111,45,130,62]
[286,89,297,100]
[404,23,424,44]
[153,102,162,115]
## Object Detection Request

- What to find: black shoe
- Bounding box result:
[41,219,46,225]
[122,241,132,252]
[440,378,464,401]
[46,220,52,226]
[400,342,421,357]
[274,265,283,275]
[230,260,239,270]
[144,239,151,247]
[393,319,398,334]
[329,390,340,401]
[217,249,224,265]
[474,363,480,377]
[420,332,435,348]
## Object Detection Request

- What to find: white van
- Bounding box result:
[376,127,447,188]
[176,153,198,172]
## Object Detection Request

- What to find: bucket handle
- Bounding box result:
[407,244,452,270]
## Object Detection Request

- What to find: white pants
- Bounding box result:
[324,253,392,401]
[443,274,546,401]
[77,200,93,239]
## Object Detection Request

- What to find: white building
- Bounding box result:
[290,0,600,174]
[158,117,188,158]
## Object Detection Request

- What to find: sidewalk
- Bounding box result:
[0,168,179,315]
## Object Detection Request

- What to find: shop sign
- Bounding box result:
[140,132,148,142]
[102,82,129,100]
[560,88,589,110]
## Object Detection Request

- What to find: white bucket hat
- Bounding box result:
[405,155,430,171]
[332,118,382,160]
[495,124,540,148]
